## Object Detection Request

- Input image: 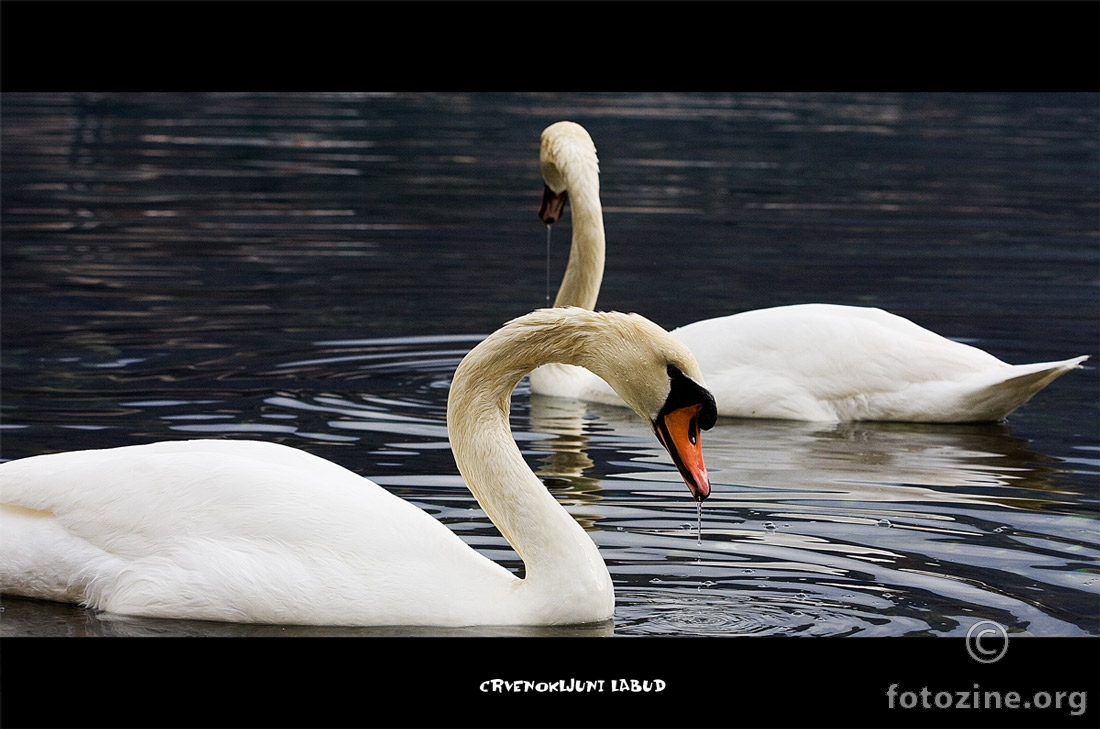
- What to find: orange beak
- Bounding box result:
[655,403,711,502]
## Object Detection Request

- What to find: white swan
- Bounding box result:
[0,308,717,626]
[529,120,1087,423]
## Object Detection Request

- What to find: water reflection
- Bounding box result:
[527,393,601,494]
[0,594,613,637]
[574,401,1084,500]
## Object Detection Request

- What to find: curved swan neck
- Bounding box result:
[546,135,605,311]
[446,314,612,597]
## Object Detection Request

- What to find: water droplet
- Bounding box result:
[696,501,703,545]
[993,526,1010,533]
[763,521,777,530]
[876,519,892,528]
[743,568,755,574]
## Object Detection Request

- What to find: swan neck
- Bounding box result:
[553,165,605,311]
[446,328,611,598]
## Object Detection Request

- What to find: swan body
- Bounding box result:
[672,304,1086,422]
[529,120,1087,423]
[0,308,716,626]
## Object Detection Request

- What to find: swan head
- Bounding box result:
[586,311,717,502]
[538,121,599,225]
[508,308,717,501]
[652,362,718,501]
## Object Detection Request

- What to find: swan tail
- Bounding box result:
[965,355,1088,421]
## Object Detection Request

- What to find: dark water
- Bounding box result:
[1,92,1097,639]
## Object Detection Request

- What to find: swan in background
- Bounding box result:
[529,120,1087,423]
[0,308,716,626]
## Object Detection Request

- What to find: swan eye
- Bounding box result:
[662,364,717,431]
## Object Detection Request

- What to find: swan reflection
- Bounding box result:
[569,401,1074,503]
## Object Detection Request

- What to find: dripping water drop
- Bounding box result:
[545,225,553,306]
